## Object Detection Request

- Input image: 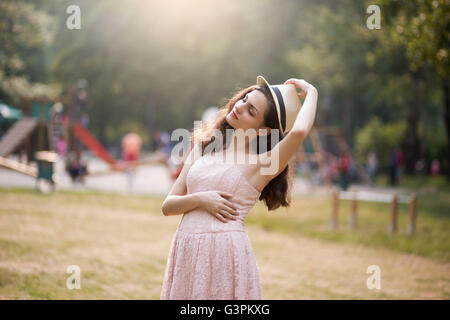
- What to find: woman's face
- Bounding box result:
[226,89,271,135]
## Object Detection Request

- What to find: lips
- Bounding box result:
[231,110,238,119]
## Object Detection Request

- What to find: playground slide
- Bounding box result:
[0,117,37,157]
[73,123,117,167]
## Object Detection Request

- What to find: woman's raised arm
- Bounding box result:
[284,78,319,135]
[258,79,318,182]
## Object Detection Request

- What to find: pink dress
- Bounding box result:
[160,153,263,300]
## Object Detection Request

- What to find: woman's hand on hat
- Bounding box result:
[284,78,315,98]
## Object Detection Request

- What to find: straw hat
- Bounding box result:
[256,75,302,137]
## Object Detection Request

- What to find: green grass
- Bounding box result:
[0,187,448,299]
[375,174,450,193]
[247,189,450,262]
[1,186,449,262]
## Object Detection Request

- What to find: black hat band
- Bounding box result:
[271,86,286,133]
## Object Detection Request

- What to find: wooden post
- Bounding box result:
[38,103,45,151]
[18,142,24,163]
[350,190,358,230]
[389,194,398,234]
[25,135,31,164]
[331,190,339,230]
[408,193,417,235]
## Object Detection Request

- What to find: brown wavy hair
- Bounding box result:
[190,83,295,211]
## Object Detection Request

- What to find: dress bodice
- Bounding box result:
[178,154,261,233]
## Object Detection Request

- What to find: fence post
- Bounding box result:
[408,193,417,235]
[349,190,358,230]
[389,194,398,234]
[331,190,339,230]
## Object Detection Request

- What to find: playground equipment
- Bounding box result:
[35,151,57,191]
[0,98,62,192]
[0,156,37,177]
[330,189,418,235]
[296,126,370,187]
[72,122,118,168]
[0,117,37,157]
[0,99,49,177]
[0,89,153,181]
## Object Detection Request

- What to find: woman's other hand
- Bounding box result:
[197,191,239,223]
[284,78,316,99]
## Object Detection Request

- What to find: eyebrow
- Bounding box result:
[245,94,258,113]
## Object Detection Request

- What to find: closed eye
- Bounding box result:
[243,94,257,116]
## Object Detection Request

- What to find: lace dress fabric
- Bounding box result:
[160,153,263,300]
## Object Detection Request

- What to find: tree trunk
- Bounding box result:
[444,78,450,181]
[404,74,421,175]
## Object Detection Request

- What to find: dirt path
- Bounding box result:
[0,193,448,299]
[246,225,449,299]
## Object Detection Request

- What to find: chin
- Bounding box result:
[225,115,235,128]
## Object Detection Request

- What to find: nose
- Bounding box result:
[235,103,243,114]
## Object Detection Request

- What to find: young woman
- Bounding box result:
[160,76,318,299]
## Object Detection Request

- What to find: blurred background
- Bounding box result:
[0,0,449,299]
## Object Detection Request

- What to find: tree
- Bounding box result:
[0,0,59,105]
[378,0,449,178]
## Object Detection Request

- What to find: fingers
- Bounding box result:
[284,78,296,85]
[298,91,307,99]
[218,191,232,198]
[214,191,239,222]
[210,206,239,223]
[213,212,228,223]
[224,200,238,211]
[284,78,303,86]
[284,78,310,92]
[221,204,238,218]
[219,209,237,221]
[217,191,238,211]
[213,209,236,223]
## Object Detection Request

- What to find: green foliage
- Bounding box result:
[379,0,449,79]
[0,0,59,104]
[2,0,448,174]
[355,117,406,168]
[49,0,302,143]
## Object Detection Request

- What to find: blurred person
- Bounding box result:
[396,148,405,181]
[159,131,173,155]
[122,132,142,163]
[56,138,67,156]
[415,159,426,175]
[328,155,339,183]
[348,160,358,182]
[160,76,318,299]
[153,130,173,164]
[66,150,87,184]
[367,150,377,186]
[121,132,142,193]
[152,130,161,151]
[431,159,440,176]
[388,149,398,186]
[78,158,88,184]
[338,151,350,190]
